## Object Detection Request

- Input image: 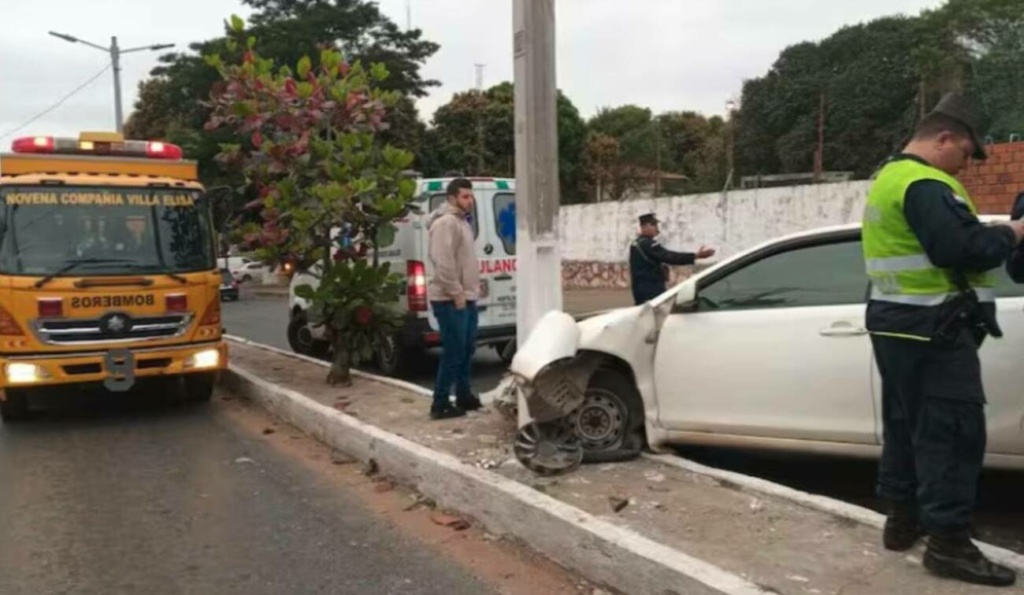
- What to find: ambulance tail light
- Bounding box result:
[407,260,427,312]
[199,297,221,326]
[0,306,25,336]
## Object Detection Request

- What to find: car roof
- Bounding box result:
[672,213,1012,294]
[738,213,1008,254]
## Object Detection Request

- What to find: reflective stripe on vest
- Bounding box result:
[869,285,995,306]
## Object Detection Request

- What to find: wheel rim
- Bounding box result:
[514,418,583,477]
[572,388,626,451]
[295,323,315,349]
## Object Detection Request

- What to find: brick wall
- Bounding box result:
[962,142,1024,214]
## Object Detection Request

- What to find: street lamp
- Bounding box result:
[49,31,175,133]
[724,99,738,191]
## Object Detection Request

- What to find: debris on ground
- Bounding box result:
[330,450,356,465]
[608,496,630,513]
[431,512,471,531]
[262,427,276,435]
[361,458,379,476]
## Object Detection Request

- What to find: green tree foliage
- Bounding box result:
[420,82,589,203]
[735,0,1024,180]
[124,0,438,209]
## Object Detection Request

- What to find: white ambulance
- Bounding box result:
[286,177,518,377]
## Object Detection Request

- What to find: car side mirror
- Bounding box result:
[672,281,700,313]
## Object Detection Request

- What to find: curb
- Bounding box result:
[222,336,1024,579]
[646,453,1024,573]
[220,359,771,595]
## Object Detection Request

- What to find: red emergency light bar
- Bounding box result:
[10,136,184,160]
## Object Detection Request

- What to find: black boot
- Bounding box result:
[924,531,1017,587]
[883,500,923,551]
[430,403,466,420]
[455,393,482,411]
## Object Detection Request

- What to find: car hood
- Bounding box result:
[505,303,660,422]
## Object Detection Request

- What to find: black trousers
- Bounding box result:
[631,283,665,305]
[871,328,987,536]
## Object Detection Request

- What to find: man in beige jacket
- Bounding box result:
[427,178,483,419]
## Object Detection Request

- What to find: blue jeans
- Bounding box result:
[431,300,478,408]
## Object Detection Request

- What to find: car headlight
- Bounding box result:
[185,349,220,370]
[5,362,49,384]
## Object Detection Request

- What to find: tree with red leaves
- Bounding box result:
[204,15,418,386]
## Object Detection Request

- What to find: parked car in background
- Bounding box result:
[232,261,265,283]
[510,216,1024,470]
[219,269,239,301]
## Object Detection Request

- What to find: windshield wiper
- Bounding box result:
[33,258,138,288]
[158,270,188,284]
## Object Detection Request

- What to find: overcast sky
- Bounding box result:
[1,0,944,143]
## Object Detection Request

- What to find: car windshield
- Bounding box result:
[0,186,216,276]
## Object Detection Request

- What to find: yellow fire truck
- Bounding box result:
[0,132,227,421]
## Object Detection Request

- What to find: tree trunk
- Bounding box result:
[326,334,353,387]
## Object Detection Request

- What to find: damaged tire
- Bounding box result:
[572,368,645,463]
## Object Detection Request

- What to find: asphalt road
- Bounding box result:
[223,295,1024,556]
[0,385,582,595]
[222,296,509,396]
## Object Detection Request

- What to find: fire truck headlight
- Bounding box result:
[5,363,48,384]
[185,349,220,370]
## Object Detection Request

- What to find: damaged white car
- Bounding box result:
[505,217,1024,474]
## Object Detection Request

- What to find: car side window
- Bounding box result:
[429,193,479,239]
[696,239,867,311]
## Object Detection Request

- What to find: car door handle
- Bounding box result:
[819,323,867,337]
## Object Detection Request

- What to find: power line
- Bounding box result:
[0,63,112,142]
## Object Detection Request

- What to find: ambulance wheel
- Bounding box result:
[375,333,413,378]
[288,312,330,359]
[0,389,30,422]
[183,372,217,403]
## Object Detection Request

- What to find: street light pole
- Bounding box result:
[48,31,175,133]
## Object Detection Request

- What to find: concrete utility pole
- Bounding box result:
[513,0,562,426]
[49,31,174,133]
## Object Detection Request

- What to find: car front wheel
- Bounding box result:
[571,368,645,463]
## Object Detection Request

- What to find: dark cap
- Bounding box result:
[927,92,990,160]
[638,213,659,226]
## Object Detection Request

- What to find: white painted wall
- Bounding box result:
[559,181,873,263]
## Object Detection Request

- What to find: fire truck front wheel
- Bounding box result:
[183,372,217,403]
[0,389,30,422]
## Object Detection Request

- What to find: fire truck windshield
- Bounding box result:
[0,186,216,278]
